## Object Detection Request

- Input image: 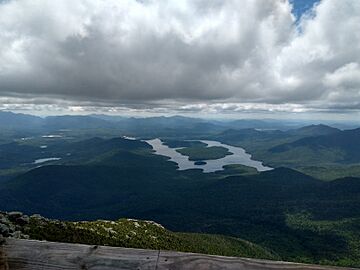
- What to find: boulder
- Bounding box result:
[0,223,9,237]
[0,234,5,244]
[8,211,23,221]
[8,223,15,233]
[15,215,30,226]
[11,231,23,239]
[0,216,10,225]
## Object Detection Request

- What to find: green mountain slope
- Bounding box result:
[1,137,360,267]
[0,211,277,260]
[269,128,360,165]
[289,124,341,136]
[34,217,277,259]
[1,166,360,266]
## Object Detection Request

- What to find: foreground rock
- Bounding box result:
[0,210,276,261]
[0,211,30,240]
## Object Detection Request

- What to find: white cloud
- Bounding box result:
[324,63,360,88]
[0,0,359,115]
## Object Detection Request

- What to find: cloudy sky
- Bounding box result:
[0,0,359,119]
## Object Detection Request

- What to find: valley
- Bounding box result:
[1,111,360,268]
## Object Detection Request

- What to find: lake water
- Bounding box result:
[41,135,63,138]
[146,139,272,173]
[34,157,61,164]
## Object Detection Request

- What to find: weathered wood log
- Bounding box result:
[0,239,356,270]
[0,239,158,270]
[157,250,355,270]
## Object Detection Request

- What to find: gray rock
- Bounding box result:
[11,231,22,239]
[8,223,15,233]
[15,215,29,226]
[0,216,10,225]
[8,211,23,221]
[0,223,9,236]
[0,234,5,244]
[30,214,43,219]
[21,234,30,239]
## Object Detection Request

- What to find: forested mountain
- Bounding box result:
[270,128,360,164]
[0,111,43,130]
[1,112,360,267]
[288,124,341,136]
[0,136,360,267]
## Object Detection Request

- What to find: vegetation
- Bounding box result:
[1,114,360,267]
[194,161,207,165]
[27,216,277,260]
[1,136,360,267]
[163,140,206,148]
[286,212,360,267]
[297,165,360,181]
[217,164,258,176]
[211,126,360,179]
[176,146,232,161]
[1,113,360,180]
[267,128,360,165]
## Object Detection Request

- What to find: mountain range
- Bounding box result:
[1,111,360,267]
[0,136,359,267]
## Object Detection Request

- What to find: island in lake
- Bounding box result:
[176,146,232,161]
[194,161,207,165]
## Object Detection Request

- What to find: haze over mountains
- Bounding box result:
[1,110,358,132]
[2,110,360,170]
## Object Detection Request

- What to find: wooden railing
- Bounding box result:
[0,239,355,270]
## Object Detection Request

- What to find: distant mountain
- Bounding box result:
[288,124,341,136]
[44,115,113,130]
[270,128,360,164]
[103,116,226,137]
[219,128,286,139]
[227,119,304,130]
[0,111,43,130]
[0,112,116,131]
[90,114,129,122]
[124,115,205,129]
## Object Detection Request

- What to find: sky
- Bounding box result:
[0,0,359,120]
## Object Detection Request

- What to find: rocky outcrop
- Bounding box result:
[0,211,31,242]
[0,210,279,263]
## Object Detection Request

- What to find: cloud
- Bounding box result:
[0,0,359,115]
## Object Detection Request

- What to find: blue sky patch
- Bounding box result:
[291,0,321,19]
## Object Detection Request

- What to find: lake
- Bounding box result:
[146,139,272,173]
[34,158,61,164]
